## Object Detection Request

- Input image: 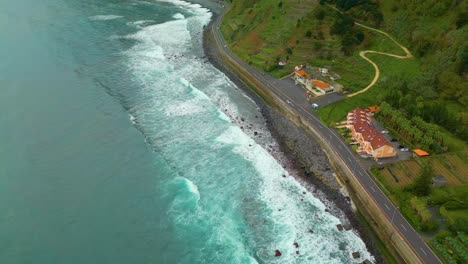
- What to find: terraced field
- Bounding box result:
[380,151,468,188]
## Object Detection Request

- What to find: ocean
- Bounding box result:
[0,0,373,263]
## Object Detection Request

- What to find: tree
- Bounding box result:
[305,30,312,38]
[330,15,354,35]
[314,8,325,20]
[412,162,433,196]
[355,30,365,43]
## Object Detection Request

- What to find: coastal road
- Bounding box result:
[209,6,442,264]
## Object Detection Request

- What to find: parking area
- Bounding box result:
[309,92,343,107]
[274,76,344,108]
[371,117,413,164]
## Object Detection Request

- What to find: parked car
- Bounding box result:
[400,148,409,152]
[311,103,319,109]
[390,138,398,142]
[381,130,389,134]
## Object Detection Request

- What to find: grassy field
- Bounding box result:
[317,52,420,124]
[221,0,410,87]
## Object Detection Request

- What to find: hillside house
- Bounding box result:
[346,108,397,160]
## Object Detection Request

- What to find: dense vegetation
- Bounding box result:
[375,0,468,143]
[377,102,446,152]
[372,156,468,264]
[223,1,467,146]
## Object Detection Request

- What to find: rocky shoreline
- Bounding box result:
[193,0,384,262]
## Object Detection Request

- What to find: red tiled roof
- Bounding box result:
[348,108,392,149]
[311,79,331,89]
[295,70,310,79]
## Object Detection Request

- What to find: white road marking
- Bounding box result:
[401,224,408,231]
[420,247,428,256]
[370,186,376,192]
[347,157,352,162]
[384,204,390,210]
[338,145,343,150]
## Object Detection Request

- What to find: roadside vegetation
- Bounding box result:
[370,151,468,264]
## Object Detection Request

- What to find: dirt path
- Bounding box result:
[347,22,413,97]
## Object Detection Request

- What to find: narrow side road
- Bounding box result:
[348,22,413,97]
[326,3,413,97]
[210,4,441,264]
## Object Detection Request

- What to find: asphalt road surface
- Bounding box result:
[210,7,442,264]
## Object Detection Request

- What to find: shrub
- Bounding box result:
[411,162,433,196]
[421,218,439,232]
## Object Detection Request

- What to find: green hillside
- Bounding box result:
[221,0,468,144]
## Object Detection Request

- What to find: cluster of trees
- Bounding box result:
[381,0,468,143]
[329,14,364,55]
[378,102,446,152]
[320,0,381,55]
[382,78,467,143]
[411,162,433,197]
[320,0,383,26]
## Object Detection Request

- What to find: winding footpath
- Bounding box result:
[348,22,413,97]
[210,4,441,264]
[325,3,413,97]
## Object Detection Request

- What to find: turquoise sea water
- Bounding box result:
[0,0,373,263]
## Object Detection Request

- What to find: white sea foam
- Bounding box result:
[129,19,191,55]
[217,110,231,122]
[172,13,185,20]
[126,20,154,26]
[216,126,375,263]
[164,99,207,117]
[129,114,136,124]
[89,15,123,21]
[182,177,200,202]
[122,1,373,262]
[156,0,212,25]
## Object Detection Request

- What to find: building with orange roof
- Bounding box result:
[292,65,339,96]
[346,108,397,160]
[293,69,310,86]
[413,149,429,157]
[311,79,334,94]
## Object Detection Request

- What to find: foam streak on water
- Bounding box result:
[116,0,374,263]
